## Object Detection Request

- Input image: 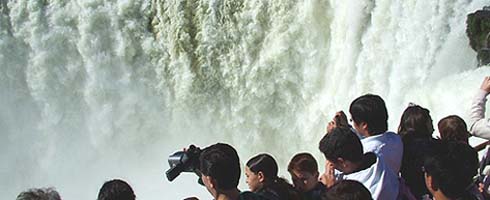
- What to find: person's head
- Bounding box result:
[327,111,350,133]
[319,127,364,173]
[200,143,241,196]
[438,115,470,144]
[397,104,434,140]
[245,153,278,192]
[349,94,388,136]
[16,187,61,200]
[287,153,320,192]
[423,141,478,199]
[97,179,135,200]
[321,180,372,200]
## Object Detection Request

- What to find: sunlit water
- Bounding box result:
[1,0,490,199]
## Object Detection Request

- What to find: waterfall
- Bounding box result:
[1,0,489,199]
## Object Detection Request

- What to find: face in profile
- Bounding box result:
[245,167,263,192]
[290,170,319,192]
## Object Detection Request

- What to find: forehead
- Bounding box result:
[245,166,254,174]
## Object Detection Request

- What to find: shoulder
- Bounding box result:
[239,191,263,200]
[383,131,402,142]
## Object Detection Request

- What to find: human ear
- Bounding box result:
[361,122,369,131]
[258,171,265,183]
[205,176,216,189]
[425,174,435,191]
[337,158,346,168]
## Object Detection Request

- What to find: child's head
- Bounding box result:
[438,115,470,144]
[245,154,278,192]
[321,180,372,200]
[288,153,320,192]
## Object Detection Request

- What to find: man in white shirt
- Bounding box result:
[319,127,399,199]
[349,94,403,175]
[470,76,490,139]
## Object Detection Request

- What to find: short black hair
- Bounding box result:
[200,143,240,190]
[423,141,478,199]
[319,127,363,162]
[97,179,135,200]
[322,180,372,200]
[349,94,388,134]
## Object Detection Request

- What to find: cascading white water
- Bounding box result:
[2,0,490,199]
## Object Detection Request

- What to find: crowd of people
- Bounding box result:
[16,77,490,200]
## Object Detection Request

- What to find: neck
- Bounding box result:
[341,160,362,174]
[215,188,240,200]
[366,131,385,137]
[344,153,376,174]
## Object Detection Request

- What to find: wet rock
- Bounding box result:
[466,6,490,66]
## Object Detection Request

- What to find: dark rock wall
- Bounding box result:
[467,6,490,66]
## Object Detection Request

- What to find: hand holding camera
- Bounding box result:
[166,145,204,185]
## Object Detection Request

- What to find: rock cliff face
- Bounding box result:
[467,6,490,66]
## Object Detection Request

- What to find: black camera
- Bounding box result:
[165,145,203,185]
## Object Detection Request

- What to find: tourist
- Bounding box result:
[397,104,436,198]
[246,153,301,200]
[288,153,326,200]
[319,127,399,199]
[349,94,403,174]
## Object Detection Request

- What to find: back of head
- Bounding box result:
[319,127,363,163]
[398,104,434,140]
[16,187,61,200]
[322,180,373,200]
[200,143,241,190]
[97,179,135,200]
[438,115,470,144]
[424,141,478,199]
[287,152,318,174]
[247,153,279,181]
[349,94,388,135]
[260,177,302,200]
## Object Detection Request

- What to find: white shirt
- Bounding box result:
[361,131,403,174]
[341,154,400,200]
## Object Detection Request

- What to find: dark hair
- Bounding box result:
[423,141,478,199]
[334,111,350,129]
[319,127,363,162]
[200,143,241,190]
[438,115,470,144]
[398,104,434,140]
[247,154,302,200]
[322,180,373,200]
[97,179,135,200]
[246,153,278,181]
[16,187,61,200]
[288,153,318,174]
[349,94,388,134]
[259,178,302,200]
